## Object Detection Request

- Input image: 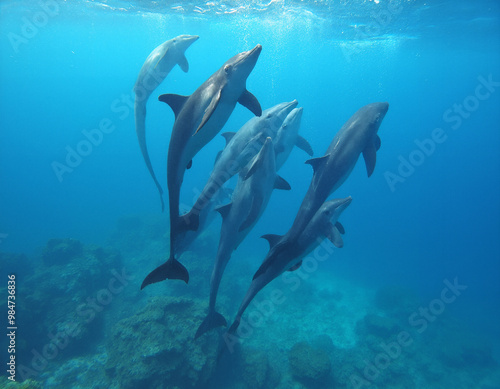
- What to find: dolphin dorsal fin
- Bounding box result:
[296,136,314,156]
[287,260,302,272]
[335,221,345,235]
[261,234,282,249]
[326,222,344,248]
[305,154,329,173]
[158,94,189,119]
[274,176,291,190]
[238,89,262,117]
[178,54,189,73]
[215,202,232,220]
[195,89,222,134]
[362,142,377,177]
[221,132,236,147]
[374,134,381,151]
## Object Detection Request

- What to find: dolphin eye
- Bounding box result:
[173,39,177,43]
[224,64,232,74]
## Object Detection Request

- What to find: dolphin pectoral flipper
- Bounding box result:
[239,194,263,232]
[287,260,302,272]
[140,258,189,289]
[375,134,381,150]
[195,311,227,339]
[196,89,222,134]
[159,94,189,119]
[274,176,291,190]
[362,142,377,177]
[215,203,232,220]
[178,54,189,72]
[238,89,262,116]
[296,135,314,156]
[305,154,329,173]
[326,222,344,248]
[153,49,169,70]
[335,221,345,234]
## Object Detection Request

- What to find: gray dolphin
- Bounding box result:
[273,107,312,170]
[226,197,351,338]
[285,102,388,240]
[141,44,263,288]
[134,34,199,211]
[181,100,312,234]
[195,137,291,338]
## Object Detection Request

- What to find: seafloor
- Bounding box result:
[1,214,499,389]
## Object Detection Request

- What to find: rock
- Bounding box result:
[105,296,220,389]
[374,285,420,321]
[357,314,400,339]
[241,349,281,389]
[16,240,122,364]
[289,341,331,387]
[0,377,43,389]
[42,238,83,266]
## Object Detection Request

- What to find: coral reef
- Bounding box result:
[289,340,332,387]
[42,238,83,266]
[16,239,122,377]
[105,296,220,389]
[0,378,42,389]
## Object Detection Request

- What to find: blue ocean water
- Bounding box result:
[1,0,500,388]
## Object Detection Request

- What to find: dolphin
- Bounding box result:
[195,137,291,339]
[225,197,352,338]
[141,44,263,288]
[134,34,199,211]
[284,102,388,240]
[180,100,312,234]
[176,186,232,254]
[273,107,313,171]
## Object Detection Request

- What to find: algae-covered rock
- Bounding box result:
[241,349,281,389]
[42,238,83,266]
[289,341,331,387]
[374,285,420,321]
[0,378,42,389]
[41,349,112,389]
[16,240,123,368]
[105,296,219,389]
[357,314,400,340]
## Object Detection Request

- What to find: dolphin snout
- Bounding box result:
[287,99,299,109]
[252,44,263,54]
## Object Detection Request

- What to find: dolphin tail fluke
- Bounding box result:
[195,311,227,339]
[134,99,165,211]
[140,258,189,289]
